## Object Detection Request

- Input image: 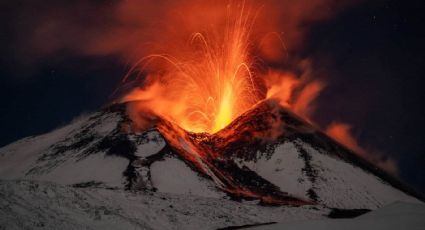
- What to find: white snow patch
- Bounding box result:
[0,180,329,230]
[93,113,121,135]
[236,139,420,209]
[242,142,311,199]
[36,154,128,187]
[303,143,421,208]
[150,157,224,198]
[0,114,91,180]
[135,130,166,158]
[249,202,425,230]
[177,137,226,188]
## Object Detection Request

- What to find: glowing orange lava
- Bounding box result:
[121,1,324,133]
[122,2,261,133]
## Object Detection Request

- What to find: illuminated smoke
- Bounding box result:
[326,122,398,175]
[22,0,394,172]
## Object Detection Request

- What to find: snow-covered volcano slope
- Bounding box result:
[0,100,422,210]
[156,100,423,208]
[0,180,328,230]
[189,100,424,208]
[0,104,223,199]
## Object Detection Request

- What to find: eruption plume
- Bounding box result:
[116,0,394,175]
[120,1,330,134]
[122,2,261,133]
[19,0,391,173]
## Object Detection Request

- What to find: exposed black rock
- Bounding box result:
[328,208,371,219]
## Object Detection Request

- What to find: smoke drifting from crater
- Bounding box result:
[326,122,398,175]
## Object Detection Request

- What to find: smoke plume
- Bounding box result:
[326,122,398,175]
[10,0,395,173]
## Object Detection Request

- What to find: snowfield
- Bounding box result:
[249,202,425,230]
[0,180,328,230]
[150,156,225,198]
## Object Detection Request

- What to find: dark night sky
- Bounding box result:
[1,0,424,193]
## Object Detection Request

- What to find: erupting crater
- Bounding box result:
[114,2,345,204]
[120,1,323,135]
[111,1,421,206]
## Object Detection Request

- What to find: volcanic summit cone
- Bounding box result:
[1,99,421,210]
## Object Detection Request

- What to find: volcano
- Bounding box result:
[0,99,423,229]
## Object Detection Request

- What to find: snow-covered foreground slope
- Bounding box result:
[249,202,425,230]
[0,180,328,230]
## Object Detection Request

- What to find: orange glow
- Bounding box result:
[113,0,391,198]
[292,80,326,119]
[119,1,332,133]
[213,83,234,132]
[326,122,365,154]
[264,68,325,121]
[325,122,399,174]
[121,2,261,133]
[265,71,299,106]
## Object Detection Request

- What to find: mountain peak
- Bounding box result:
[0,100,422,209]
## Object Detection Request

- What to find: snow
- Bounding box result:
[177,137,226,188]
[0,114,91,180]
[134,130,166,158]
[359,201,425,219]
[0,104,423,229]
[36,154,128,187]
[304,143,420,208]
[249,202,425,230]
[92,113,121,135]
[241,142,312,199]
[0,180,329,230]
[150,156,224,198]
[0,111,130,188]
[236,140,420,208]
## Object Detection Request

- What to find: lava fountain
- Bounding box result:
[120,1,326,136]
[122,2,263,133]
